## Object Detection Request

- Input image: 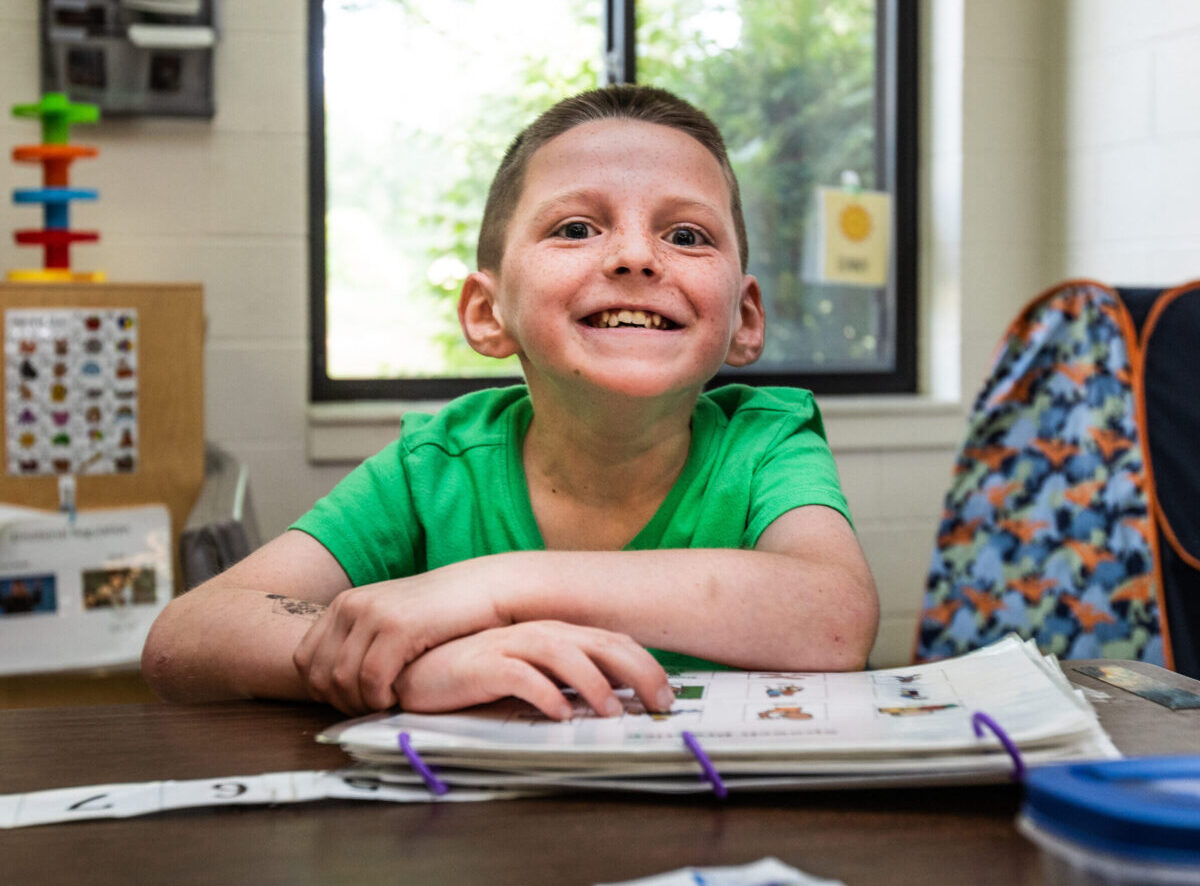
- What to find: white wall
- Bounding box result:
[845,0,1067,664]
[1055,0,1200,283]
[0,0,353,543]
[5,1,1191,668]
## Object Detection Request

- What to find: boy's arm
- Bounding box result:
[297,505,878,710]
[142,530,674,718]
[140,530,353,703]
[500,504,879,670]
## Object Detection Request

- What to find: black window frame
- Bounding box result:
[308,0,917,401]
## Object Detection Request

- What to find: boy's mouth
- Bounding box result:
[584,309,679,330]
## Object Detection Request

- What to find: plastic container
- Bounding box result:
[1018,756,1200,885]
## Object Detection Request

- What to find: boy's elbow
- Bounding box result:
[834,624,877,671]
[140,603,207,703]
[827,574,880,671]
[140,615,179,701]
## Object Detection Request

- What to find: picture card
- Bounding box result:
[0,503,171,675]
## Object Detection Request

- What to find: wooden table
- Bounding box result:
[2,661,1198,886]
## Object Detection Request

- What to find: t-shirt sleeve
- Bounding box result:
[743,396,852,547]
[289,439,422,587]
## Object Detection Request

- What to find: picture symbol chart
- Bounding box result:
[4,308,139,477]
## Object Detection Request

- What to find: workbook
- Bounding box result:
[319,635,1120,794]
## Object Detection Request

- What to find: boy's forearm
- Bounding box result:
[487,547,878,671]
[141,584,318,703]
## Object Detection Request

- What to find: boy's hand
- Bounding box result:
[394,621,675,721]
[292,564,505,713]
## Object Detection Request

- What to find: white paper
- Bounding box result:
[596,857,845,886]
[0,504,172,674]
[13,782,163,827]
[159,773,306,811]
[802,187,893,287]
[127,24,216,50]
[0,792,19,828]
[315,771,524,804]
[0,769,514,828]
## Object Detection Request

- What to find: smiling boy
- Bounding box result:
[142,86,878,720]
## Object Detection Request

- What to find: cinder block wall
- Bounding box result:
[1055,0,1200,282]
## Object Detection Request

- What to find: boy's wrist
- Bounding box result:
[478,550,539,628]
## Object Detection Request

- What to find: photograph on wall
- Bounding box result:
[82,566,157,610]
[4,307,139,477]
[0,573,57,617]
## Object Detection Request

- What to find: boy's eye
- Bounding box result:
[556,221,594,240]
[668,227,707,247]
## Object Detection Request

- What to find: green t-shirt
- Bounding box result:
[292,383,850,671]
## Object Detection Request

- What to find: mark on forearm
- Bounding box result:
[266,594,327,621]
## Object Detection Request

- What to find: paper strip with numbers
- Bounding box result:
[0,770,521,829]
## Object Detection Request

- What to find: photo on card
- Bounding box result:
[875,703,961,718]
[0,574,57,616]
[745,679,828,702]
[873,682,959,704]
[81,567,157,610]
[622,700,705,724]
[753,703,820,721]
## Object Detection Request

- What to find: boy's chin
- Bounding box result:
[556,368,712,404]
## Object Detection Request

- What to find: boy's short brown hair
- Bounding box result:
[477,85,749,273]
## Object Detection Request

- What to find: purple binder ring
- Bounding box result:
[682,730,727,798]
[398,732,449,796]
[971,711,1026,781]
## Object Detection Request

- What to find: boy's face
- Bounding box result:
[460,119,764,405]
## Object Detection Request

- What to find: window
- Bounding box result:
[309,0,916,401]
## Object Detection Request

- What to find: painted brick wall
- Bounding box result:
[1056,0,1200,284]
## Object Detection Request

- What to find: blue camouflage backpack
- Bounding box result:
[916,278,1200,676]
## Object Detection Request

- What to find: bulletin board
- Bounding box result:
[0,283,204,593]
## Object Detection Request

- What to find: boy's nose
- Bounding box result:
[604,227,659,279]
[613,265,656,277]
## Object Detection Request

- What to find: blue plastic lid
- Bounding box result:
[1022,756,1200,866]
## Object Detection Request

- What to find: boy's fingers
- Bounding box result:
[292,620,332,702]
[291,617,322,678]
[298,614,372,713]
[512,622,669,717]
[330,635,376,713]
[523,635,623,718]
[392,621,672,721]
[576,629,674,714]
[357,632,409,711]
[485,658,576,721]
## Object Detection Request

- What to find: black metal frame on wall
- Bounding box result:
[40,0,218,117]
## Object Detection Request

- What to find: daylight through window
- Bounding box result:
[310,0,916,400]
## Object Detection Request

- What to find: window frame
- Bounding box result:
[307,0,917,401]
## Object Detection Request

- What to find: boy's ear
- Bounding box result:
[725,276,765,367]
[459,271,519,358]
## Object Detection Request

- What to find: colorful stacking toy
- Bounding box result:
[8,93,105,283]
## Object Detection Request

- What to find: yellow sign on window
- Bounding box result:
[804,186,893,287]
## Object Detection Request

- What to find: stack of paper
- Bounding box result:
[318,636,1119,795]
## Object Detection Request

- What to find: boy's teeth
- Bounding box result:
[589,310,670,329]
